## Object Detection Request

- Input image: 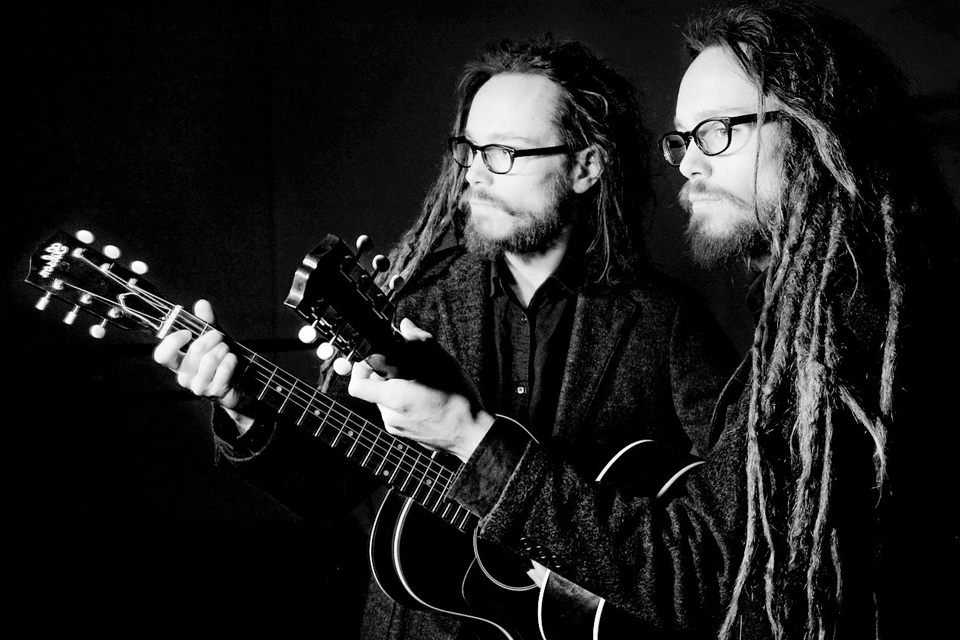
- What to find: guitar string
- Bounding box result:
[74,259,474,525]
[237,360,470,517]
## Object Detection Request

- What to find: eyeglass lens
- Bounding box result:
[451,140,514,174]
[661,119,734,165]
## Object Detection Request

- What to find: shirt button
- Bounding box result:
[516,386,526,395]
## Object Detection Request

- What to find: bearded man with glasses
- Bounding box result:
[656,1,959,638]
[154,34,741,640]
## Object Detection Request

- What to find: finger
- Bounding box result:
[398,318,433,341]
[349,364,400,406]
[194,299,217,324]
[153,329,192,370]
[179,329,226,375]
[348,359,376,400]
[210,351,239,398]
[190,341,231,396]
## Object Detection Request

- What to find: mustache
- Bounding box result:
[679,180,750,212]
[458,188,515,216]
[680,180,740,206]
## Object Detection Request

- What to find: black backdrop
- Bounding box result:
[8,0,958,632]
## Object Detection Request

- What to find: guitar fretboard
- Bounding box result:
[178,311,478,532]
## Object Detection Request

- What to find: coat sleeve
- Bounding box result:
[208,376,384,526]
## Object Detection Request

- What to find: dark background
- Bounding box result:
[8,0,958,632]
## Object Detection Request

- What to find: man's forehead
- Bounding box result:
[465,73,561,143]
[674,46,761,128]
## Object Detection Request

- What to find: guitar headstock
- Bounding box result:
[25,229,167,339]
[285,233,406,366]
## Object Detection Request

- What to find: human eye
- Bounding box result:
[483,145,514,172]
[696,120,731,154]
[701,120,730,140]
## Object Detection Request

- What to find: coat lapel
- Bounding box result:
[431,254,489,388]
[554,288,637,440]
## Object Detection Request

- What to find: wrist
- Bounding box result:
[454,410,496,463]
[224,406,256,435]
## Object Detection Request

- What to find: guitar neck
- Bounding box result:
[163,307,478,533]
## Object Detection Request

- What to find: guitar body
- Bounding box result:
[367,438,705,640]
[369,489,542,640]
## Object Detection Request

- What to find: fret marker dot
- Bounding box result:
[313,409,321,416]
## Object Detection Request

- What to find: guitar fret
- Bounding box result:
[344,426,362,458]
[454,508,473,531]
[373,441,392,477]
[276,380,294,413]
[313,402,335,437]
[424,475,443,511]
[360,428,381,469]
[257,365,278,402]
[298,387,319,426]
[395,446,413,492]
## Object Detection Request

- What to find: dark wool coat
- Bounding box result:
[215,246,743,640]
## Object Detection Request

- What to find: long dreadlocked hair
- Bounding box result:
[684,2,959,638]
[376,35,654,290]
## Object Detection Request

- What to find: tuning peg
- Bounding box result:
[387,274,405,303]
[333,357,353,376]
[298,325,319,344]
[89,320,108,339]
[372,254,390,275]
[64,305,80,325]
[355,234,373,257]
[316,341,336,361]
[76,230,95,244]
[103,245,121,260]
[36,292,52,311]
[130,260,149,275]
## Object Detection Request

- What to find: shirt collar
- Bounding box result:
[489,250,587,300]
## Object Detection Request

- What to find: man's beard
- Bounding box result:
[458,176,577,259]
[680,180,771,268]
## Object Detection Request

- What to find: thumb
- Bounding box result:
[399,317,433,342]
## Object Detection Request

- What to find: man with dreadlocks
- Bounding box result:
[154,35,741,639]
[649,1,959,638]
[349,2,959,639]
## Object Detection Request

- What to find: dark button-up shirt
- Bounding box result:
[488,254,583,439]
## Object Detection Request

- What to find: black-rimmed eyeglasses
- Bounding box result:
[448,136,571,175]
[658,111,780,166]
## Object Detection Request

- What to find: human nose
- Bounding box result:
[678,137,710,180]
[464,149,493,185]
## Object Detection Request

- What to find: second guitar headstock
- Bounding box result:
[285,233,406,372]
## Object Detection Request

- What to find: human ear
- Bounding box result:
[571,145,603,194]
